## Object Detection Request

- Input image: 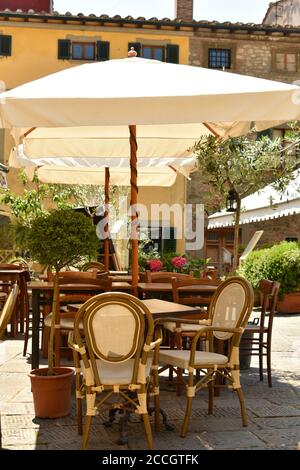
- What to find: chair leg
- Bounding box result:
[208,371,214,415]
[181,371,194,438]
[23,313,29,357]
[181,396,193,438]
[42,325,50,358]
[235,387,248,427]
[176,368,184,396]
[142,413,153,450]
[267,345,272,388]
[54,329,61,367]
[77,398,83,435]
[259,334,264,381]
[153,367,160,433]
[82,415,92,450]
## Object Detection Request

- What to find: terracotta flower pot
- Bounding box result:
[29,367,74,418]
[277,292,300,314]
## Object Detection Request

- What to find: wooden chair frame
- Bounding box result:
[145,272,192,283]
[240,279,280,387]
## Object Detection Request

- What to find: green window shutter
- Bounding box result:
[128,42,141,57]
[96,41,110,61]
[166,44,179,64]
[0,35,12,56]
[58,39,71,60]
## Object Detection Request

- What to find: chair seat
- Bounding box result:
[44,312,83,330]
[245,324,268,333]
[80,356,153,386]
[163,320,209,333]
[159,349,228,370]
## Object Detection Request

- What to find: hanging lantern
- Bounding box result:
[226,189,238,212]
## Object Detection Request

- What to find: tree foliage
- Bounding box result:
[24,208,99,272]
[193,131,300,270]
[240,241,300,298]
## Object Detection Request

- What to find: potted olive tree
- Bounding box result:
[25,208,99,418]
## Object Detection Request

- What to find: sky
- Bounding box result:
[53,1,272,24]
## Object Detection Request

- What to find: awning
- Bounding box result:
[208,172,300,228]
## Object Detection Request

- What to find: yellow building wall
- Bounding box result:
[0,23,189,89]
[0,20,190,254]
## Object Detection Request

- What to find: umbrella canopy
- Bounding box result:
[11,124,211,164]
[1,57,300,289]
[10,144,193,186]
[1,57,299,135]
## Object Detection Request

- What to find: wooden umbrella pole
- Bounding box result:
[104,167,110,272]
[129,125,139,295]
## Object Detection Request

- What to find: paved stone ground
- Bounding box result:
[0,314,299,450]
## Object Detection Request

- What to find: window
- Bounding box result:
[276,52,297,72]
[207,232,219,242]
[58,40,109,61]
[225,231,235,242]
[129,42,179,63]
[72,42,95,61]
[142,45,164,61]
[0,35,12,56]
[208,48,231,69]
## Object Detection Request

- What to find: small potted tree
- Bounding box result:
[25,208,99,418]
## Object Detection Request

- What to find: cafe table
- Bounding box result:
[29,280,131,369]
[67,298,205,320]
[137,282,218,299]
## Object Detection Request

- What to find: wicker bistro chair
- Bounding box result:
[240,279,280,387]
[155,276,254,437]
[81,261,106,273]
[163,277,221,394]
[68,292,161,450]
[43,273,112,366]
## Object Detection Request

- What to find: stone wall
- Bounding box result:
[190,31,300,83]
[242,214,300,248]
[188,26,300,253]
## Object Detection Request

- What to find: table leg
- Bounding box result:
[31,289,41,369]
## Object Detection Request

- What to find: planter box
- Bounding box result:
[277,292,300,314]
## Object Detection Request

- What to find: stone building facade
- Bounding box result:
[180,0,300,262]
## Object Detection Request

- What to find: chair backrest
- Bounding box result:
[146,272,192,283]
[81,261,106,273]
[201,267,219,280]
[209,276,254,342]
[10,259,30,270]
[258,279,280,332]
[58,271,97,282]
[0,263,24,270]
[0,283,19,339]
[172,277,221,307]
[73,292,155,387]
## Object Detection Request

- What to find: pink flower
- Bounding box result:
[171,256,187,269]
[148,259,163,272]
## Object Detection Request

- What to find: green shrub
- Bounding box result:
[24,208,99,272]
[241,241,300,298]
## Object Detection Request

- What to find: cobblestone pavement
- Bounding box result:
[0,314,299,451]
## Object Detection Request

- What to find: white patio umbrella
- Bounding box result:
[1,56,300,289]
[10,144,193,187]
